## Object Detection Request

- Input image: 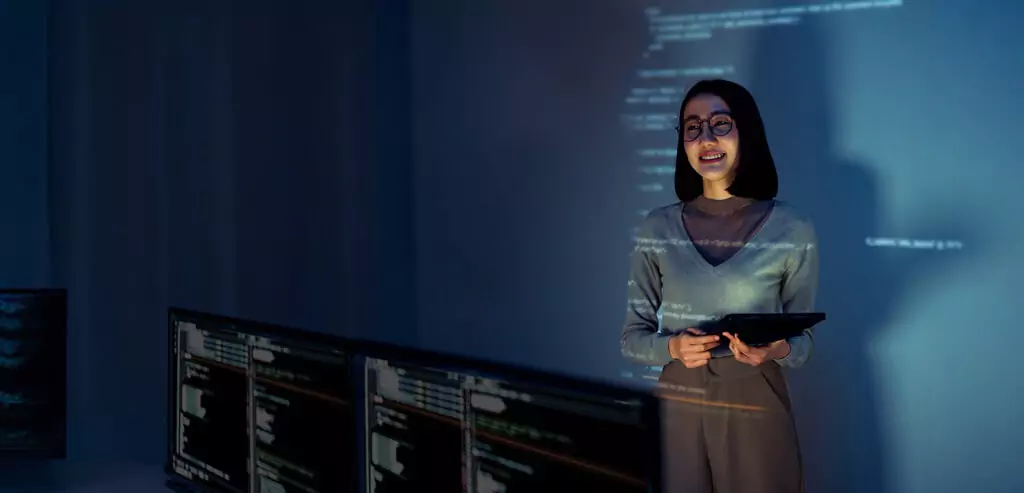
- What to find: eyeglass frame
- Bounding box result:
[673,112,735,142]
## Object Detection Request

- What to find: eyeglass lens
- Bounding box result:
[681,114,733,142]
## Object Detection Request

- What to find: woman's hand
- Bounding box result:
[669,328,721,368]
[722,332,790,367]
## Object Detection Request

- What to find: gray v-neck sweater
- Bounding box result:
[621,200,819,369]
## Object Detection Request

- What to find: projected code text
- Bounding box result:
[626,0,907,207]
[645,0,903,48]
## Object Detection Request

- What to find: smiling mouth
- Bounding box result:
[699,152,725,162]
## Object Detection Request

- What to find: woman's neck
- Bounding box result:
[702,179,733,200]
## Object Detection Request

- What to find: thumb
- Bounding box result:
[685,327,704,336]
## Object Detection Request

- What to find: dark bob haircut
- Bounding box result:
[674,79,779,202]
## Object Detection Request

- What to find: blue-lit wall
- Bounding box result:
[44,0,414,472]
[2,1,1019,492]
[0,0,49,286]
[411,1,1024,492]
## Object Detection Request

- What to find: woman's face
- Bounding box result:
[681,93,740,186]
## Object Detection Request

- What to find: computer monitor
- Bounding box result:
[0,288,67,458]
[166,308,357,493]
[361,343,663,493]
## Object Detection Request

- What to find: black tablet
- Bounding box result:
[705,312,826,358]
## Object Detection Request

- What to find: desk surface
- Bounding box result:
[0,462,166,493]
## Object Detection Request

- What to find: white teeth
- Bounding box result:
[700,153,724,160]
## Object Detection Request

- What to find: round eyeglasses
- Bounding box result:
[674,114,734,142]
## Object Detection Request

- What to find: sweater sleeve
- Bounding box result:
[620,215,674,366]
[775,221,820,369]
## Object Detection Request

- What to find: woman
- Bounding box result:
[621,79,818,493]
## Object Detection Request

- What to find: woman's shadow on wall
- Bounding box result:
[747,22,977,493]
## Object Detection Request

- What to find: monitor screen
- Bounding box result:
[362,348,662,493]
[166,308,357,493]
[0,289,66,458]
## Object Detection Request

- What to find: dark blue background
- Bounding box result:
[2,1,1021,492]
[7,0,413,491]
[0,0,49,286]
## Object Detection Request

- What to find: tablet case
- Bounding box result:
[702,312,826,359]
